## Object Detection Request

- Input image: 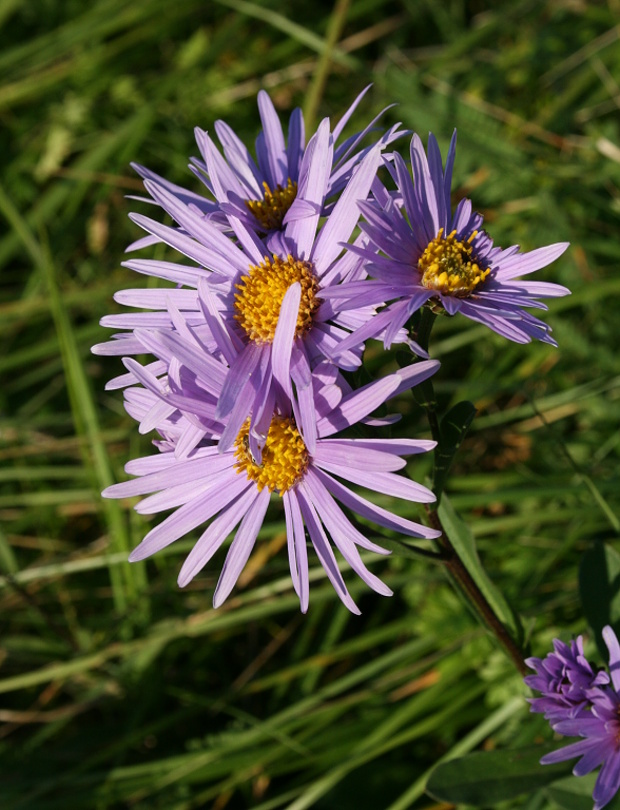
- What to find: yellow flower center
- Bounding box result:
[245,179,298,231]
[234,254,321,344]
[418,228,490,297]
[234,416,309,494]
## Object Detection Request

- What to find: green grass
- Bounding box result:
[1,0,619,807]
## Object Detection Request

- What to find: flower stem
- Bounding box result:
[427,506,528,675]
[412,307,528,674]
[415,307,437,355]
[412,308,442,445]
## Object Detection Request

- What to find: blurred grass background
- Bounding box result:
[0,0,619,807]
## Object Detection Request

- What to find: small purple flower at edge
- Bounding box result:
[528,626,620,810]
[525,636,610,724]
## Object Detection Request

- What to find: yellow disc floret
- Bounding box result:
[418,228,490,297]
[234,416,309,495]
[234,254,321,344]
[245,179,298,231]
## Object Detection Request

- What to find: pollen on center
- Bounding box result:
[418,228,490,297]
[234,254,321,344]
[245,179,298,231]
[234,416,309,494]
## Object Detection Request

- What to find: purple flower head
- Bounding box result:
[322,131,570,356]
[94,125,413,456]
[129,87,404,252]
[525,636,610,723]
[533,626,620,810]
[102,311,441,612]
[190,86,404,246]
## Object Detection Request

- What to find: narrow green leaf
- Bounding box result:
[579,542,620,657]
[426,746,573,805]
[433,399,477,499]
[438,493,523,642]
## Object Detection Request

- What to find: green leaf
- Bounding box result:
[546,773,620,810]
[433,400,477,499]
[438,494,523,642]
[426,746,573,805]
[579,542,620,657]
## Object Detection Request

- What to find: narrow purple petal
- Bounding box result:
[271,283,300,399]
[103,452,229,500]
[284,490,309,612]
[213,486,271,607]
[314,460,435,504]
[313,441,406,473]
[91,336,149,356]
[177,483,259,587]
[328,306,402,359]
[138,397,177,435]
[136,474,231,515]
[332,84,371,142]
[301,478,391,596]
[603,626,620,691]
[105,359,167,391]
[316,375,399,437]
[290,344,317,454]
[196,128,250,199]
[257,90,288,188]
[197,277,242,366]
[391,359,440,398]
[129,472,249,562]
[122,258,210,286]
[217,375,257,453]
[287,106,305,180]
[283,490,300,596]
[286,118,331,258]
[493,242,570,278]
[136,328,228,393]
[215,342,263,420]
[572,745,610,778]
[213,119,262,196]
[319,437,435,457]
[314,468,440,539]
[593,751,620,810]
[296,487,361,614]
[312,142,384,275]
[125,451,209,477]
[304,468,390,555]
[174,422,209,460]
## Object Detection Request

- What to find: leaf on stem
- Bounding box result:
[433,399,476,500]
[426,745,573,805]
[438,494,523,643]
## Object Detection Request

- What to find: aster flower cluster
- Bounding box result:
[94,87,569,612]
[525,627,620,810]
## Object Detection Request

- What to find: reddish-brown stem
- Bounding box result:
[427,508,529,676]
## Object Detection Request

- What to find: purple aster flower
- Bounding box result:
[129,86,403,252]
[525,636,609,724]
[532,627,620,810]
[93,125,412,456]
[322,131,570,355]
[102,317,441,612]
